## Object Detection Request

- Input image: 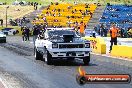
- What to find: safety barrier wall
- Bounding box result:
[111,45,132,59]
[83,37,106,54]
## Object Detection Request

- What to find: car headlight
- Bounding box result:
[3,35,6,37]
[85,43,90,48]
[52,43,58,48]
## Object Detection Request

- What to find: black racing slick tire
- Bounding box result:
[3,39,6,43]
[35,48,43,60]
[46,50,53,65]
[83,55,90,65]
[0,39,6,43]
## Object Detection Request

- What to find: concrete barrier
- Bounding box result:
[111,45,132,59]
[83,37,106,54]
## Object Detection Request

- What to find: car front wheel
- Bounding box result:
[45,50,53,65]
[83,55,90,65]
[3,39,6,43]
[35,48,43,60]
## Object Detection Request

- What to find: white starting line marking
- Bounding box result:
[92,53,132,62]
[0,78,8,88]
[30,42,33,44]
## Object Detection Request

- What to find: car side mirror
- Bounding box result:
[40,36,44,39]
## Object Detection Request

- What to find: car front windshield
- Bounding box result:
[48,30,79,39]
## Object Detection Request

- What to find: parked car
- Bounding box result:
[0,31,6,43]
[2,28,19,35]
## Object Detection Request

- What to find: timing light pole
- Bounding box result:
[6,6,9,27]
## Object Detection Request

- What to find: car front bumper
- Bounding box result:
[48,48,91,58]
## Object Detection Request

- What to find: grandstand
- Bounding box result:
[99,5,132,30]
[32,3,97,27]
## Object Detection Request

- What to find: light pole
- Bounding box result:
[6,6,9,27]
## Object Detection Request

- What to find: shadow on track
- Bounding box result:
[51,59,98,66]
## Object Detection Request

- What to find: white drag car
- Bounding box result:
[0,31,6,43]
[35,28,91,65]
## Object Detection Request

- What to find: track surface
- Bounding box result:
[0,36,132,88]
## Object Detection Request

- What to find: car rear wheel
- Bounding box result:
[35,48,43,60]
[83,55,90,65]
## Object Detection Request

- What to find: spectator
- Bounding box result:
[55,2,59,5]
[98,29,100,35]
[58,9,60,12]
[127,27,132,38]
[79,21,85,37]
[16,30,19,34]
[75,21,78,28]
[40,24,45,30]
[109,24,119,52]
[58,13,61,16]
[124,29,128,38]
[25,27,30,41]
[51,2,53,5]
[85,9,89,15]
[19,1,24,6]
[33,25,40,45]
[74,0,78,5]
[90,11,93,18]
[22,27,26,41]
[100,23,105,36]
[17,18,21,26]
[0,19,3,27]
[85,3,89,8]
[9,19,17,26]
[75,9,77,12]
[103,27,108,37]
[21,26,24,31]
[3,2,6,5]
[94,26,98,33]
[13,31,16,35]
[34,2,38,10]
[31,2,33,6]
[43,24,46,30]
[27,2,30,5]
[120,28,124,38]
